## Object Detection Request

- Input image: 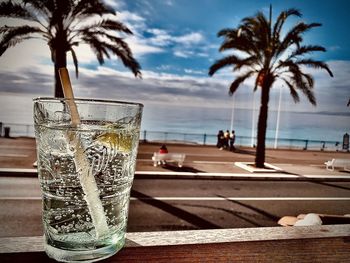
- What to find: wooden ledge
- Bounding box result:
[1,225,349,262]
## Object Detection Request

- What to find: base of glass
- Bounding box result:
[45,239,125,263]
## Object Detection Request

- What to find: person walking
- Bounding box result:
[229,130,236,151]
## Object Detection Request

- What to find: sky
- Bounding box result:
[0,0,350,115]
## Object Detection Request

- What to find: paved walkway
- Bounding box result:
[0,137,349,179]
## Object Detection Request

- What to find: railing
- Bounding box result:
[0,123,344,151]
[0,123,34,138]
[141,130,342,151]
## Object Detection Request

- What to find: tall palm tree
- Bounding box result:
[209,7,333,168]
[0,0,141,97]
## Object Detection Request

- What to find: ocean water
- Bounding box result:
[0,93,349,147]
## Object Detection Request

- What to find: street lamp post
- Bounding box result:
[230,94,235,131]
[251,92,256,147]
[274,85,283,149]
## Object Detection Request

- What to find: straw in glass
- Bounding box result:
[59,68,109,239]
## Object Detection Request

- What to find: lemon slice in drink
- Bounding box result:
[95,132,133,152]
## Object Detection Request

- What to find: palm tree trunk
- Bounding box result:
[53,47,66,98]
[255,84,270,168]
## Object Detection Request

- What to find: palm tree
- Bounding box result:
[209,7,333,168]
[0,0,141,97]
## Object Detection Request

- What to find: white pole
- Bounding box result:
[274,85,283,149]
[230,94,235,131]
[251,92,256,147]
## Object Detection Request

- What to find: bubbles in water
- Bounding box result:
[38,121,137,250]
[54,111,71,124]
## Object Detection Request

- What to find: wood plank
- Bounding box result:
[1,237,349,262]
[1,225,349,253]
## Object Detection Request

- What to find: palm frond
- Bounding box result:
[208,55,240,76]
[229,71,254,95]
[272,8,301,39]
[303,87,316,105]
[219,35,258,56]
[289,45,326,59]
[285,64,317,105]
[23,0,54,16]
[301,72,314,88]
[0,0,36,21]
[276,22,322,58]
[99,20,133,34]
[109,45,141,77]
[76,19,132,35]
[0,25,43,55]
[79,30,131,55]
[69,47,79,77]
[234,56,260,70]
[72,0,115,18]
[281,77,300,103]
[102,34,131,53]
[287,62,304,88]
[82,34,141,77]
[296,59,334,77]
[255,11,270,36]
[82,34,109,64]
[217,28,237,38]
[105,43,141,77]
[247,12,270,51]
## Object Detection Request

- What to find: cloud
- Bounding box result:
[117,10,146,23]
[103,0,125,9]
[114,10,206,57]
[124,36,165,56]
[173,50,194,58]
[0,62,232,107]
[0,59,349,116]
[173,32,204,45]
[145,28,173,47]
[184,69,206,75]
[144,29,206,58]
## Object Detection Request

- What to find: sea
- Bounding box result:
[0,93,349,149]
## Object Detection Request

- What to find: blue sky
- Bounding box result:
[0,0,349,114]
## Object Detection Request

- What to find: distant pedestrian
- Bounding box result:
[159,144,168,154]
[158,144,168,165]
[224,130,230,149]
[229,130,236,151]
[217,130,224,149]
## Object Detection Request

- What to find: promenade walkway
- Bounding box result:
[0,137,349,178]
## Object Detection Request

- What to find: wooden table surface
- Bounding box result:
[1,225,349,262]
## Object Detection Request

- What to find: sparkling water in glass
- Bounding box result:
[33,98,143,262]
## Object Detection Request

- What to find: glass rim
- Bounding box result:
[33,97,143,108]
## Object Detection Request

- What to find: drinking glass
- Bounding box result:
[33,97,143,262]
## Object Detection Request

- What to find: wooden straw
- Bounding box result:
[58,68,109,239]
[58,68,80,126]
